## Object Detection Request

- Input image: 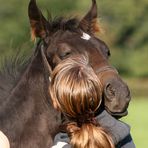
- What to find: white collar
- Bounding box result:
[51,142,68,148]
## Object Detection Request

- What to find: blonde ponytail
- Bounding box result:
[66,122,114,148]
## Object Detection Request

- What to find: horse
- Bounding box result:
[0,0,131,147]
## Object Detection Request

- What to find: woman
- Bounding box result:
[49,55,114,148]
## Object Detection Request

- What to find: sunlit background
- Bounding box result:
[0,0,148,147]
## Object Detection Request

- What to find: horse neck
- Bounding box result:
[0,50,61,147]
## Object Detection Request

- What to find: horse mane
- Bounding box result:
[0,52,30,100]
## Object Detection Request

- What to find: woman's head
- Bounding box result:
[49,55,114,148]
[49,55,102,121]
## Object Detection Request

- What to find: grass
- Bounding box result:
[122,98,148,148]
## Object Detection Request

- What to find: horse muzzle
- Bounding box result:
[96,66,131,118]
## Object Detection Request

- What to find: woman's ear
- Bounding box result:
[79,0,100,34]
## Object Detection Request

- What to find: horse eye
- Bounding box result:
[107,50,111,57]
[59,51,71,59]
[103,48,111,58]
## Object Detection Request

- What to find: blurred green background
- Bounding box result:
[0,0,147,147]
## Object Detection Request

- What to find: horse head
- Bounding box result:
[28,0,131,118]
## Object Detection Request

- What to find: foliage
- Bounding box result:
[98,0,148,77]
[110,47,148,77]
[99,0,148,49]
[0,0,148,77]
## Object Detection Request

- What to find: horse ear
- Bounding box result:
[79,0,100,34]
[28,0,50,40]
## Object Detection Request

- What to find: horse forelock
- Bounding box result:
[49,17,79,33]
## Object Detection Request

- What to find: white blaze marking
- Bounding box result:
[81,32,91,40]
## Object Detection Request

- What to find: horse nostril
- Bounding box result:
[105,81,131,102]
[104,83,116,100]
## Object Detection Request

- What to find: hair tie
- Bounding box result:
[76,112,97,126]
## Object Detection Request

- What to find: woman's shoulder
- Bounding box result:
[0,131,10,148]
